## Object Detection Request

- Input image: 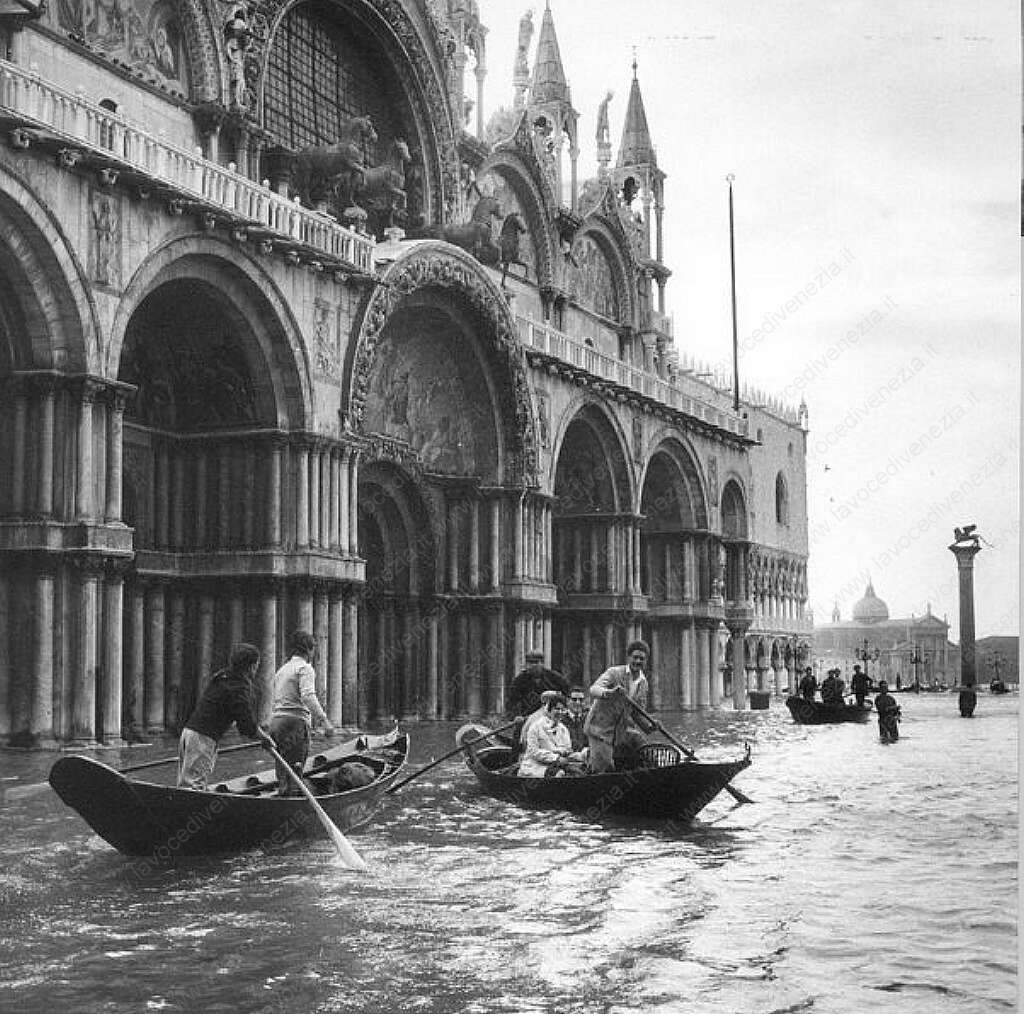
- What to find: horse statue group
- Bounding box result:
[293,116,411,224]
[293,118,530,281]
[417,195,529,283]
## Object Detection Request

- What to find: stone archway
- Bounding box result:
[357,462,435,723]
[638,440,710,709]
[550,403,633,684]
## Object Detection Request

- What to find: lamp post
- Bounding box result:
[855,639,880,685]
[909,644,923,690]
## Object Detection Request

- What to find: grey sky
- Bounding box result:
[480,0,1020,639]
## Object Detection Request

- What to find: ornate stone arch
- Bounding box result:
[475,150,557,288]
[720,475,749,540]
[346,241,537,485]
[110,235,310,429]
[0,164,99,373]
[567,212,637,327]
[248,0,460,221]
[175,0,223,103]
[640,433,710,530]
[550,396,634,514]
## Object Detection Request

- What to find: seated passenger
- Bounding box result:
[519,691,587,778]
[561,686,589,751]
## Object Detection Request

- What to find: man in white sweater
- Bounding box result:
[267,630,335,795]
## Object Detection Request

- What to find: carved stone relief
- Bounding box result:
[313,298,339,381]
[568,233,619,322]
[89,189,121,289]
[707,455,719,506]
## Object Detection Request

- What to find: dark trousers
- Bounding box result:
[267,714,310,796]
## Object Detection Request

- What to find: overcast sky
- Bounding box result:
[479,0,1020,641]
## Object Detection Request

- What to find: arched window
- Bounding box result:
[775,472,789,525]
[263,5,403,152]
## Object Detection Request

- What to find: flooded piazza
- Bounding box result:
[0,692,1016,1014]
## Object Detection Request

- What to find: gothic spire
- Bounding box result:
[530,2,570,105]
[617,58,656,168]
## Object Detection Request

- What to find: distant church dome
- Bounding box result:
[852,582,889,623]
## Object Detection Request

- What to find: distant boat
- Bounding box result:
[785,696,872,725]
[989,679,1009,695]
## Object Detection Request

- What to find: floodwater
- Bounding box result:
[0,693,1017,1014]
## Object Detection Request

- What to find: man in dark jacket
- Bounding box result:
[561,685,589,751]
[798,667,818,701]
[850,665,871,706]
[177,643,262,789]
[508,651,569,718]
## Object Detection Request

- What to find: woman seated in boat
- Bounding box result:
[519,691,588,778]
[177,643,263,790]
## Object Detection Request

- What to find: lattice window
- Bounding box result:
[264,3,399,153]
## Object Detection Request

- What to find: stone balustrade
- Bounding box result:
[516,316,750,438]
[0,58,374,273]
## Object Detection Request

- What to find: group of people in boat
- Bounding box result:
[508,641,655,778]
[176,629,338,794]
[797,664,873,707]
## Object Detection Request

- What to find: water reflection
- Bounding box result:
[0,695,1017,1014]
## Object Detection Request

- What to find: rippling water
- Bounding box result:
[0,694,1017,1014]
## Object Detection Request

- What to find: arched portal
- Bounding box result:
[721,478,749,605]
[114,261,315,738]
[357,462,435,723]
[550,404,632,684]
[638,441,710,709]
[351,245,534,718]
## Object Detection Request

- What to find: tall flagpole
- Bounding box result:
[727,174,740,413]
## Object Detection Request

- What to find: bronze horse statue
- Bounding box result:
[417,195,502,263]
[499,211,529,286]
[293,115,378,210]
[357,137,412,224]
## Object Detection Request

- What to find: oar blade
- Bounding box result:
[327,824,367,871]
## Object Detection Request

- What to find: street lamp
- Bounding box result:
[909,644,924,689]
[855,639,880,685]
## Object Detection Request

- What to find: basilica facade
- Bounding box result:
[0,0,809,746]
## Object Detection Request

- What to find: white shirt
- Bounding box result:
[520,714,572,778]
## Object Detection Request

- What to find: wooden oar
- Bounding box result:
[625,696,754,806]
[256,727,366,871]
[6,739,266,802]
[385,719,519,795]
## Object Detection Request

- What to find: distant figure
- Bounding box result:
[875,680,901,743]
[584,640,651,773]
[267,630,335,796]
[177,643,262,790]
[850,665,870,707]
[520,692,587,778]
[798,667,818,701]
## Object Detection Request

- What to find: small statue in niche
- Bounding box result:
[514,9,534,80]
[224,7,253,109]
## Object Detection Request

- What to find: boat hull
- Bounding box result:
[464,744,750,821]
[785,696,872,725]
[49,729,408,857]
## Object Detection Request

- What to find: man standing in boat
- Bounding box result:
[267,630,335,796]
[177,643,262,790]
[798,667,818,701]
[584,640,652,773]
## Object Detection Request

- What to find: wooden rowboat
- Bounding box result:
[460,732,751,821]
[49,728,408,857]
[785,695,872,725]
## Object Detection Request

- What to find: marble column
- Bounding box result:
[489,498,501,590]
[145,584,165,732]
[197,594,215,693]
[296,442,310,548]
[319,446,331,552]
[104,392,125,523]
[101,570,124,743]
[572,527,583,591]
[297,585,314,633]
[36,383,55,517]
[329,447,340,550]
[513,495,524,580]
[347,449,360,555]
[127,584,145,736]
[10,386,27,515]
[447,500,460,591]
[328,591,344,726]
[260,589,278,722]
[342,591,359,722]
[426,606,439,717]
[308,443,321,548]
[31,570,55,742]
[244,441,257,547]
[696,626,710,708]
[339,448,351,554]
[314,587,329,702]
[731,633,748,710]
[469,499,480,592]
[166,589,186,729]
[171,444,186,549]
[216,443,231,548]
[268,437,282,547]
[194,446,208,549]
[680,625,694,709]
